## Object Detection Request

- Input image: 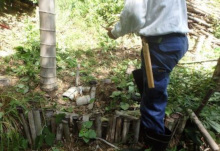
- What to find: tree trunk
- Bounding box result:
[39,0,57,91]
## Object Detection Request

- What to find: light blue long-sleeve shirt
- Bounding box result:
[111,0,189,38]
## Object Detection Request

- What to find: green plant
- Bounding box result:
[34,126,56,150]
[0,91,28,151]
[79,121,96,143]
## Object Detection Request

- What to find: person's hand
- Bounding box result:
[106,28,117,40]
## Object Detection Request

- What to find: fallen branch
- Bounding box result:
[188,109,219,151]
[96,137,120,150]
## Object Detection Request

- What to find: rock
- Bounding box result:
[103,79,112,84]
[0,76,10,87]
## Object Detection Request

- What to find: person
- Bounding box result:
[107,0,189,151]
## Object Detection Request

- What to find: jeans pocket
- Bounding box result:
[153,68,169,92]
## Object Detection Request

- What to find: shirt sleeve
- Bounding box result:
[111,0,147,39]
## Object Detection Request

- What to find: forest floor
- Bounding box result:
[0,0,220,151]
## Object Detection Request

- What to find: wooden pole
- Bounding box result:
[142,38,155,88]
[110,115,118,143]
[115,117,122,143]
[62,120,71,142]
[39,0,57,91]
[95,112,102,138]
[56,123,64,141]
[122,118,130,143]
[17,107,32,146]
[28,110,37,144]
[133,119,140,144]
[33,110,42,136]
[188,109,219,151]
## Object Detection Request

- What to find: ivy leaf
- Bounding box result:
[17,84,25,89]
[120,102,129,110]
[110,91,122,98]
[88,129,96,139]
[83,137,90,143]
[83,121,93,129]
[128,86,134,93]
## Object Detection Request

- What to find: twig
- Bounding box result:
[178,59,218,64]
[96,137,120,150]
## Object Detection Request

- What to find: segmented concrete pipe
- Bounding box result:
[39,0,57,91]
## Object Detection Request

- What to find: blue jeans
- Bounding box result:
[140,33,188,134]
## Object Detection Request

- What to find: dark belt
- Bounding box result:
[143,33,186,44]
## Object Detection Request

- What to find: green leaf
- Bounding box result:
[21,139,28,149]
[17,84,25,89]
[83,137,90,143]
[34,135,44,149]
[21,77,30,82]
[83,121,93,129]
[55,113,65,124]
[22,86,29,94]
[88,129,96,139]
[128,86,134,93]
[0,103,3,107]
[120,102,129,110]
[110,91,122,98]
[79,130,84,137]
[0,112,4,119]
[90,98,95,103]
[52,147,60,151]
[42,127,51,135]
[208,120,220,133]
[45,133,55,146]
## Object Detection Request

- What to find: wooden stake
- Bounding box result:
[20,113,32,145]
[62,120,71,142]
[122,118,130,143]
[33,110,42,136]
[132,119,140,144]
[110,115,118,143]
[56,123,64,141]
[115,117,122,143]
[95,113,102,138]
[101,121,109,139]
[142,38,154,88]
[72,116,79,135]
[106,117,113,142]
[188,109,219,151]
[28,110,37,144]
[45,109,54,127]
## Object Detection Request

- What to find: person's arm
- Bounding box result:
[111,0,147,39]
